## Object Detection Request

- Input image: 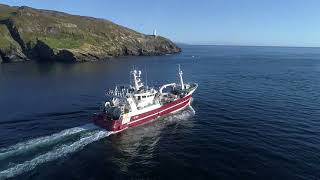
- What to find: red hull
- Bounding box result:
[93,95,192,132]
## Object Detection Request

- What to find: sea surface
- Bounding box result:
[0,45,320,179]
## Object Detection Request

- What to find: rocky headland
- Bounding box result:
[0,4,181,63]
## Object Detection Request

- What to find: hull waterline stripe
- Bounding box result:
[127,99,190,127]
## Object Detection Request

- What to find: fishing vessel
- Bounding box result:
[93,65,198,132]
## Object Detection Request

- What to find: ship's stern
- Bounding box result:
[92,113,124,131]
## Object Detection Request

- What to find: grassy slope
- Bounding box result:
[0,4,16,21]
[0,24,22,52]
[9,6,144,52]
[0,5,19,51]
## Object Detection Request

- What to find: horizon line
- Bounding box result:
[177,43,320,48]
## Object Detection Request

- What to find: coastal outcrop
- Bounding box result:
[0,4,181,63]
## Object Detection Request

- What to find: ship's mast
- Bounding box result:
[131,70,143,91]
[145,65,148,88]
[178,64,185,90]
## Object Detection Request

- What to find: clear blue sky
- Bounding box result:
[1,0,320,47]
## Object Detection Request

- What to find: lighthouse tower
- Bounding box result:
[153,29,157,36]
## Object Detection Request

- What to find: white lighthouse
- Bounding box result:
[153,29,157,36]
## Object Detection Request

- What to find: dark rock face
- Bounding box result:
[0,4,181,63]
[56,50,77,62]
[32,40,55,61]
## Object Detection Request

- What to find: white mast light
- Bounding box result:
[178,64,185,90]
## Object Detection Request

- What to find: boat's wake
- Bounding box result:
[0,124,114,179]
[0,123,97,161]
[0,107,195,179]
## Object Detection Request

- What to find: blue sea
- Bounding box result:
[0,45,320,179]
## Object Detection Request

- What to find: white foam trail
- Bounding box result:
[165,107,195,122]
[0,123,97,160]
[0,108,195,179]
[0,129,114,179]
